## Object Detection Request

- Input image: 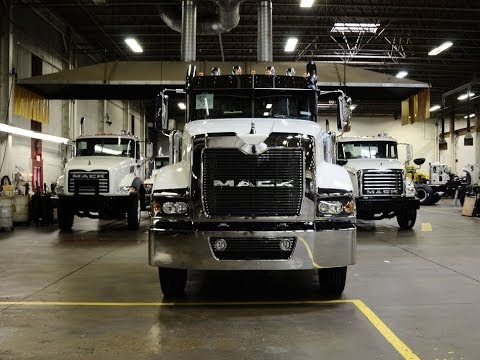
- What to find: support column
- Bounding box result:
[0,2,14,177]
[98,100,106,134]
[450,112,456,171]
[475,104,480,166]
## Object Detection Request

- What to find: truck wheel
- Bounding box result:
[158,267,187,297]
[318,266,347,297]
[416,184,433,205]
[57,201,74,231]
[397,207,417,230]
[127,193,141,230]
[431,193,442,205]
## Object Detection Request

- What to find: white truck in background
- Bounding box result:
[337,134,419,229]
[148,67,356,297]
[55,132,151,231]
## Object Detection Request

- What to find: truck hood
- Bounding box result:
[185,118,323,140]
[344,158,403,173]
[66,156,133,171]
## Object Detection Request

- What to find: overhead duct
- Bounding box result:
[257,0,272,62]
[181,0,196,62]
[159,0,247,61]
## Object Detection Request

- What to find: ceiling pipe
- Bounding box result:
[257,0,272,62]
[181,0,196,62]
[159,0,246,35]
[159,0,247,61]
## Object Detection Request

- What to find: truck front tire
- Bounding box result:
[397,206,417,230]
[57,199,74,231]
[127,193,141,230]
[318,266,347,297]
[158,267,187,297]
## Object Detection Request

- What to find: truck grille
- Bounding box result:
[210,237,296,260]
[362,169,403,196]
[68,170,109,194]
[202,148,303,216]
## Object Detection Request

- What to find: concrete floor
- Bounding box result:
[0,200,479,360]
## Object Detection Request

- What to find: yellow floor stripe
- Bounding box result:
[0,299,421,359]
[352,300,420,360]
[421,222,432,232]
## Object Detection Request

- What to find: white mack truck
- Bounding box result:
[336,134,418,229]
[55,132,150,231]
[148,67,357,297]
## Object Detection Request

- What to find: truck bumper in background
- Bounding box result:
[356,197,419,220]
[148,221,356,270]
[59,194,134,218]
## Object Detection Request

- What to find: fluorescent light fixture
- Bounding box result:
[331,22,380,34]
[349,104,357,111]
[263,112,269,117]
[0,123,69,144]
[464,113,476,119]
[428,41,453,56]
[396,71,408,79]
[266,103,273,109]
[125,38,143,53]
[429,105,441,112]
[178,102,186,110]
[285,38,298,52]
[300,0,314,7]
[457,92,475,101]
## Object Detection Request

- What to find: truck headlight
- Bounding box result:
[55,185,64,195]
[118,186,134,194]
[316,192,356,218]
[318,201,344,214]
[162,201,188,215]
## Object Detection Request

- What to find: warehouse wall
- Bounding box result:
[0,6,145,192]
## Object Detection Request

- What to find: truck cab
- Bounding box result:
[148,69,356,297]
[337,134,418,229]
[56,132,148,230]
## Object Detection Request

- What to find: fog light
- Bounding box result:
[279,239,292,251]
[214,238,227,251]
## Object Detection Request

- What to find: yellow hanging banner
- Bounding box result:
[13,85,49,124]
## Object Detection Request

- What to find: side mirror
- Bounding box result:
[337,95,352,132]
[337,159,348,166]
[406,144,413,162]
[154,92,169,131]
[146,142,153,159]
[414,158,425,166]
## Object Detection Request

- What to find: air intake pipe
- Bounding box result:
[257,0,272,62]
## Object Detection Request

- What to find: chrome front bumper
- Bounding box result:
[148,222,356,270]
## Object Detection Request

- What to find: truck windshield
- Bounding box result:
[76,138,135,157]
[191,90,314,121]
[338,141,398,159]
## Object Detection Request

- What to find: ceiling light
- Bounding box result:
[285,38,298,52]
[463,113,476,119]
[178,102,186,110]
[428,41,453,56]
[300,0,314,7]
[396,71,408,79]
[331,23,380,34]
[125,38,143,53]
[263,112,269,116]
[457,92,475,101]
[429,105,441,112]
[349,104,357,111]
[266,103,272,109]
[0,123,69,144]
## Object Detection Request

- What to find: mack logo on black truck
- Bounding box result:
[213,179,294,187]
